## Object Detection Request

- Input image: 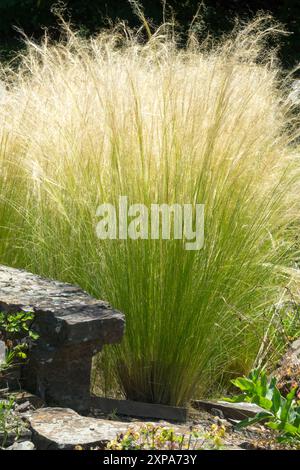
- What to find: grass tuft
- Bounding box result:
[0,16,299,405]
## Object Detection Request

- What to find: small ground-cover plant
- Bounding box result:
[253,295,300,373]
[0,310,38,447]
[0,394,30,448]
[224,369,300,444]
[0,397,15,444]
[0,397,25,447]
[0,310,39,369]
[106,423,225,450]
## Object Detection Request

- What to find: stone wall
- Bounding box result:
[0,265,125,412]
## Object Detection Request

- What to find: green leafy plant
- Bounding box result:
[106,423,225,450]
[0,397,14,444]
[0,311,39,447]
[0,311,39,369]
[0,397,16,445]
[0,396,28,447]
[0,310,37,335]
[224,369,300,443]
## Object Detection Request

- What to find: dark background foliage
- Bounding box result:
[0,1,299,67]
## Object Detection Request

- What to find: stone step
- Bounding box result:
[0,264,124,346]
[0,264,125,411]
[191,399,264,420]
[27,408,128,450]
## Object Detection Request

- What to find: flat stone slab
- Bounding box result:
[191,400,264,420]
[0,265,124,346]
[28,408,128,450]
[9,391,45,410]
[27,407,270,450]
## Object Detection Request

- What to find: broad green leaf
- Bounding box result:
[271,387,282,414]
[266,421,281,431]
[29,330,39,340]
[249,369,260,382]
[260,372,267,397]
[236,411,272,429]
[231,377,255,392]
[17,351,27,359]
[283,422,299,435]
[257,396,273,411]
[280,388,297,423]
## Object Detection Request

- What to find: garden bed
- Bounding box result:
[1,391,296,450]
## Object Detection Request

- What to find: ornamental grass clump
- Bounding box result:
[0,15,299,405]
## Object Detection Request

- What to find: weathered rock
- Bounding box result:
[15,401,31,413]
[11,391,45,410]
[0,265,124,346]
[5,440,35,450]
[210,407,225,419]
[0,265,125,411]
[91,396,188,422]
[272,337,300,398]
[28,408,127,450]
[191,400,264,420]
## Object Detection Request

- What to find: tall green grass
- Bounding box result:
[0,16,299,405]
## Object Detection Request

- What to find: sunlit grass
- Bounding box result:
[0,16,299,405]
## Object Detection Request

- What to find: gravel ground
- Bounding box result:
[90,406,296,450]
